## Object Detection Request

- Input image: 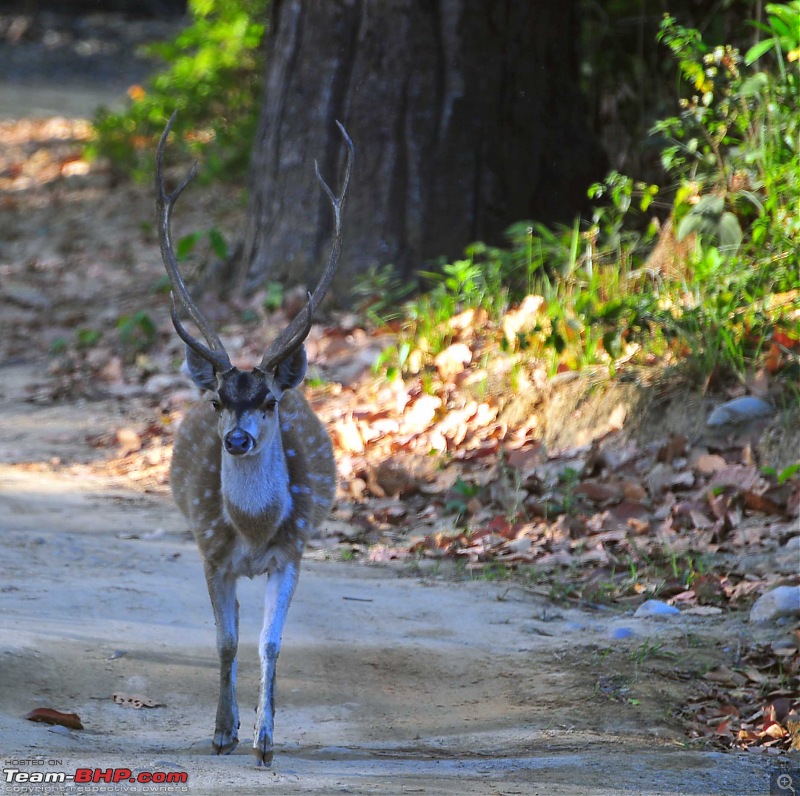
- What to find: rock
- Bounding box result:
[707,395,774,427]
[749,586,800,623]
[610,627,635,639]
[634,599,680,618]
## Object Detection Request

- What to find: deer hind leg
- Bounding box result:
[253,559,299,766]
[205,567,240,755]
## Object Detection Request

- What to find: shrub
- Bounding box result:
[86,0,267,181]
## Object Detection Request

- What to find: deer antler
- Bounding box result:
[258,121,354,374]
[156,112,233,375]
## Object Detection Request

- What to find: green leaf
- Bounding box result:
[262,281,284,312]
[397,342,411,369]
[177,231,203,259]
[603,329,624,359]
[208,228,228,260]
[676,195,724,241]
[778,463,800,484]
[717,212,743,254]
[738,72,770,96]
[744,38,777,65]
[77,328,102,348]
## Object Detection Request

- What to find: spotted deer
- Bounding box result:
[155,113,352,766]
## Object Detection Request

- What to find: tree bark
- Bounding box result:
[238,0,606,300]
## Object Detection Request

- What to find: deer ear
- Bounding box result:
[183,345,218,392]
[274,345,307,391]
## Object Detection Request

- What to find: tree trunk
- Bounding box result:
[237,0,606,300]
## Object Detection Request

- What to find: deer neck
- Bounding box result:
[220,427,292,531]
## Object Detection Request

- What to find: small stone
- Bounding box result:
[634,599,681,618]
[563,622,586,633]
[749,586,800,624]
[707,395,774,427]
[610,627,635,639]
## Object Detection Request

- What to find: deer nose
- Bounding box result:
[224,428,254,456]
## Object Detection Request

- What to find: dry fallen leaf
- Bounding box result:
[401,394,442,435]
[693,452,728,476]
[25,707,83,730]
[368,459,418,497]
[710,465,759,492]
[786,711,800,751]
[332,416,365,453]
[574,480,622,504]
[433,342,472,380]
[116,427,142,456]
[502,294,545,346]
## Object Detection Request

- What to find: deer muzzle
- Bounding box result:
[224,428,255,456]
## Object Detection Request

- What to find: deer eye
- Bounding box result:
[210,399,222,412]
[263,397,277,412]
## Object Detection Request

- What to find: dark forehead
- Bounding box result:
[218,369,270,410]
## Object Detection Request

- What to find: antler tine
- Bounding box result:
[156,111,232,374]
[259,122,354,374]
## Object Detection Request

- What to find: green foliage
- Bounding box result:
[86,0,267,180]
[352,264,416,327]
[177,227,229,261]
[676,194,742,255]
[370,11,799,388]
[370,169,660,378]
[262,282,284,313]
[444,477,481,518]
[76,328,102,348]
[649,11,800,380]
[745,2,800,73]
[117,311,158,355]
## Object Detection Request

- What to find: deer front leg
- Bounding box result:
[205,567,240,755]
[253,559,299,766]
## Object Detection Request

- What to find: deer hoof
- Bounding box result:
[212,732,239,755]
[254,748,274,767]
[253,734,274,767]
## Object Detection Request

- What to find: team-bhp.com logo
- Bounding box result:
[3,765,188,792]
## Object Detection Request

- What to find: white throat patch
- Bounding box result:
[220,426,291,522]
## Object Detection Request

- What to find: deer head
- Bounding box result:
[156,112,353,457]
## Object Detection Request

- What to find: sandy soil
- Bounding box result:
[0,362,783,795]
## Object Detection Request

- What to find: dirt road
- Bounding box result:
[0,362,781,795]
